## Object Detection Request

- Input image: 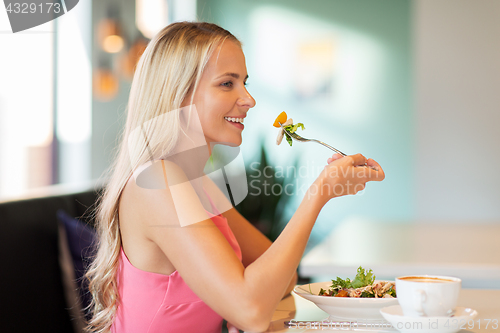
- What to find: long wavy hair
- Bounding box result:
[85,22,241,333]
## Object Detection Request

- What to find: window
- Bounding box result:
[0,12,55,199]
[0,2,92,200]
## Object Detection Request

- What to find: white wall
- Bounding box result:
[414,0,500,221]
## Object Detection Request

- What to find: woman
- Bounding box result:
[86,22,384,333]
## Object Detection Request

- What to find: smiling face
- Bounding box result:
[183,40,256,149]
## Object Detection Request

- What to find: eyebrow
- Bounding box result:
[215,72,249,81]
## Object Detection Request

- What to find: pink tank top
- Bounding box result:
[112,202,242,332]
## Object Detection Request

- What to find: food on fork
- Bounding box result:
[318,266,396,298]
[273,111,288,128]
[275,118,293,145]
[273,111,305,146]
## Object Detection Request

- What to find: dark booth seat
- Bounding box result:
[0,187,100,333]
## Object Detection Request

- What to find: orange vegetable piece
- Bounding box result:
[336,289,349,297]
[273,111,287,128]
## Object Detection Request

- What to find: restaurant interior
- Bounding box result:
[0,0,499,332]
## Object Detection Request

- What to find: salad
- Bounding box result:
[273,111,305,146]
[318,266,396,298]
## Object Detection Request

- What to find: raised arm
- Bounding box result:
[221,207,298,297]
[132,154,383,332]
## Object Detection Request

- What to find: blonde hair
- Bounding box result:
[85,22,240,333]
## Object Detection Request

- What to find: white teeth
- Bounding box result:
[224,117,244,124]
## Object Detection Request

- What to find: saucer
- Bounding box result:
[380,305,478,333]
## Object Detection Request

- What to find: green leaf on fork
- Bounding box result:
[283,123,305,146]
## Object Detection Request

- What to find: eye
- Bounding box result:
[221,81,233,88]
[244,81,249,86]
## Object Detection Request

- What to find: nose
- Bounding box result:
[237,86,256,109]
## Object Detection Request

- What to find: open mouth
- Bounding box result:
[224,117,244,124]
[224,116,245,130]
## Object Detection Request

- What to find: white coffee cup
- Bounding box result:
[395,275,461,317]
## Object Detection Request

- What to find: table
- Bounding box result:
[258,289,500,332]
[299,218,500,289]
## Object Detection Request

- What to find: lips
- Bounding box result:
[224,116,244,130]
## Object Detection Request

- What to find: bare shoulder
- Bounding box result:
[120,161,179,228]
[119,160,196,274]
[121,159,215,231]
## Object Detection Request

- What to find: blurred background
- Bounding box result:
[0,0,499,250]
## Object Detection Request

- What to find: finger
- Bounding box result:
[341,153,367,167]
[327,153,343,164]
[356,162,384,182]
[366,159,385,181]
[366,158,380,168]
[331,153,343,161]
[366,158,380,170]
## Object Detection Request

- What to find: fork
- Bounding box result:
[279,122,347,156]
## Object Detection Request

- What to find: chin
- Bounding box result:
[209,137,242,148]
[220,140,242,148]
[229,136,243,147]
[226,141,242,147]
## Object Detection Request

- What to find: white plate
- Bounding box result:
[293,281,399,322]
[380,305,478,333]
